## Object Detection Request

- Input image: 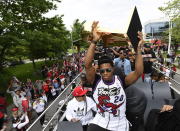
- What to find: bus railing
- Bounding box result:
[26,72,82,131]
[42,80,81,131]
[152,65,180,95]
[153,62,180,75]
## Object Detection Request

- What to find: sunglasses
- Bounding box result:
[100,68,113,74]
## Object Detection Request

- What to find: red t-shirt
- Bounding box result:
[47,71,52,78]
[42,84,49,92]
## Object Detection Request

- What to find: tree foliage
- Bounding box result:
[71,19,88,52]
[159,0,180,19]
[159,0,180,48]
[0,0,71,69]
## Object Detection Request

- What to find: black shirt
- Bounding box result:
[142,50,156,74]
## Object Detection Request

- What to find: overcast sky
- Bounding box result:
[46,0,170,33]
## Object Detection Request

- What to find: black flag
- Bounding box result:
[127,6,142,51]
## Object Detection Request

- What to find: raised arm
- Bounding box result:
[125,32,144,85]
[111,48,120,56]
[84,21,101,84]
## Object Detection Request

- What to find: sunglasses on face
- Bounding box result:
[100,68,113,74]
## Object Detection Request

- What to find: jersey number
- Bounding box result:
[114,95,124,103]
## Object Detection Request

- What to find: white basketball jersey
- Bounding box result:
[91,75,129,131]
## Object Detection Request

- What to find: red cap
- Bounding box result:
[72,86,88,97]
[11,107,18,112]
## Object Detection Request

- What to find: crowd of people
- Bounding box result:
[0,20,179,131]
[0,52,85,131]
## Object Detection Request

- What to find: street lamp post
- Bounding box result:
[168,19,172,54]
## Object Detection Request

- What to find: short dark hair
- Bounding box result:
[98,55,114,67]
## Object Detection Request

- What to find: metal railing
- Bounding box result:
[42,80,81,131]
[152,64,180,83]
[154,62,180,75]
[26,72,82,131]
[152,64,180,95]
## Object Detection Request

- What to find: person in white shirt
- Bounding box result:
[13,88,26,114]
[165,68,170,80]
[66,86,97,131]
[40,91,48,104]
[11,107,29,131]
[33,95,45,126]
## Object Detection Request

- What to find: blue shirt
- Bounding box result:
[114,58,132,75]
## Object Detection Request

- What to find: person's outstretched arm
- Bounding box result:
[111,48,120,56]
[85,21,101,84]
[125,32,144,86]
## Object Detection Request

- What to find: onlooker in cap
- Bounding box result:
[33,94,45,126]
[65,86,97,131]
[11,107,29,131]
[13,88,26,114]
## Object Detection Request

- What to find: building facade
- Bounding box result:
[144,18,169,40]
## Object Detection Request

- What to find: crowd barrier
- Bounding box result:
[26,72,82,131]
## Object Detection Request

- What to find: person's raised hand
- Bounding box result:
[137,31,144,49]
[91,21,101,42]
[124,34,129,41]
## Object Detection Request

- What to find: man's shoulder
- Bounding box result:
[125,58,130,63]
[86,96,94,102]
[68,98,76,105]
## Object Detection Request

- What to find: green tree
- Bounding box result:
[159,0,180,53]
[0,0,71,69]
[24,16,71,68]
[71,19,88,52]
